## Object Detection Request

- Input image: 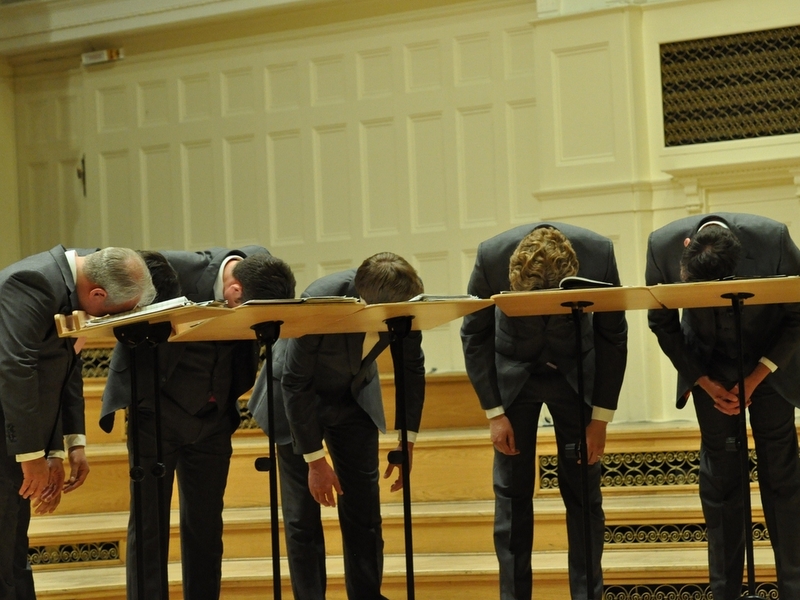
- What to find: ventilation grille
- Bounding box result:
[661,25,800,147]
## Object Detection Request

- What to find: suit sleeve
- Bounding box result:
[460,244,503,411]
[644,233,706,388]
[281,334,325,455]
[60,355,86,438]
[589,243,628,410]
[394,331,426,433]
[0,272,70,455]
[761,224,800,368]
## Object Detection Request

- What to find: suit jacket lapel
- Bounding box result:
[50,246,79,313]
[348,333,364,376]
[725,219,759,277]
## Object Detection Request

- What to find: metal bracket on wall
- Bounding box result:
[76,154,86,197]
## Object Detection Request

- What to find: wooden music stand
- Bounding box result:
[649,276,800,600]
[60,299,376,600]
[57,301,230,600]
[492,286,660,600]
[54,298,229,340]
[167,298,364,342]
[158,298,368,600]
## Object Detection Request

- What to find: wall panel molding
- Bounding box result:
[456,104,498,228]
[408,111,448,234]
[267,128,305,247]
[360,117,399,238]
[551,42,614,165]
[312,123,351,242]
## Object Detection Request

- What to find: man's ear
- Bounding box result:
[89,287,108,302]
[227,281,243,305]
[683,237,691,247]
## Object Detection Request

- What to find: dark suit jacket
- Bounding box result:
[277,270,426,455]
[248,337,292,445]
[100,246,266,433]
[645,212,800,408]
[0,246,87,456]
[461,223,628,413]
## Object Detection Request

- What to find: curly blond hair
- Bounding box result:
[508,227,579,291]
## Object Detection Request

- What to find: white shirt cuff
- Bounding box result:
[397,431,418,444]
[66,434,86,449]
[47,450,66,460]
[303,449,326,463]
[591,407,615,423]
[759,356,778,373]
[485,406,505,419]
[16,451,45,462]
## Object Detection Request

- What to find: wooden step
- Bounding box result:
[28,501,496,567]
[54,418,780,524]
[31,547,780,600]
[52,428,496,515]
[51,419,770,514]
[29,490,771,569]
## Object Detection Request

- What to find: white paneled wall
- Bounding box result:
[12,0,800,424]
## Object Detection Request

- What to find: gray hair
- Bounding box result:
[83,247,156,307]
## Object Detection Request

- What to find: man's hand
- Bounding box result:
[34,458,65,514]
[697,375,742,415]
[490,414,519,456]
[19,456,49,500]
[64,446,90,493]
[384,442,414,493]
[584,419,607,465]
[32,494,62,515]
[729,362,771,410]
[307,457,342,508]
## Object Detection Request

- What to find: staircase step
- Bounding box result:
[63,419,738,515]
[31,547,779,600]
[53,428,496,515]
[29,491,767,568]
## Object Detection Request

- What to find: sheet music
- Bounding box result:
[408,293,478,302]
[81,296,204,327]
[241,296,362,306]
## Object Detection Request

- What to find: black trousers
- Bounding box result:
[493,373,604,600]
[692,382,800,600]
[0,411,35,600]
[277,395,388,600]
[125,399,233,600]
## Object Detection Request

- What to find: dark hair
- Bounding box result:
[509,226,579,291]
[680,225,742,282]
[354,252,424,304]
[138,251,181,303]
[233,253,296,302]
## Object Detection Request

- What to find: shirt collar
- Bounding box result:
[698,219,730,232]
[65,249,78,284]
[213,255,242,301]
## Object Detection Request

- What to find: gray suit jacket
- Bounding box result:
[0,246,87,456]
[248,337,292,445]
[645,212,800,408]
[461,223,628,413]
[268,270,425,455]
[100,246,266,433]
